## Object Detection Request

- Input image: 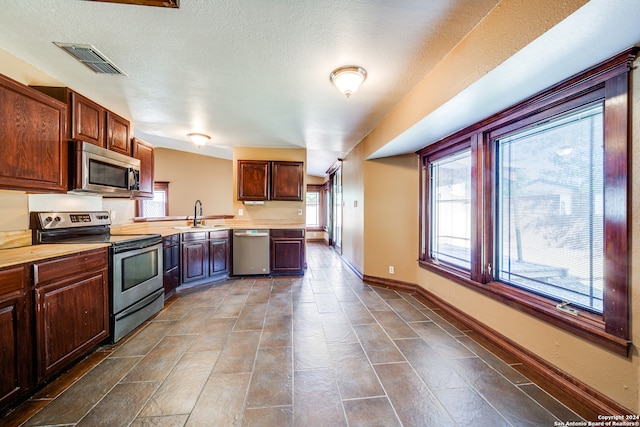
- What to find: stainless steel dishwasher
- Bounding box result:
[232,229,270,275]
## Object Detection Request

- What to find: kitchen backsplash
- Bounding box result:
[0,191,136,233]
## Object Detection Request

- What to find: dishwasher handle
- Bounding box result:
[234,231,269,237]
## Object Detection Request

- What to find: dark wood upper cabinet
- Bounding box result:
[238,160,270,201]
[132,138,154,199]
[71,92,106,147]
[271,161,304,201]
[31,86,132,155]
[0,74,67,193]
[237,160,304,201]
[87,0,179,7]
[106,111,131,155]
[31,87,105,147]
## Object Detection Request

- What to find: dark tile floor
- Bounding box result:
[4,241,585,426]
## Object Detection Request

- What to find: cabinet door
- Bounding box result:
[0,265,31,410]
[209,238,230,276]
[106,111,131,156]
[181,241,208,284]
[271,161,303,201]
[270,238,305,274]
[237,160,269,201]
[0,75,67,193]
[133,138,155,199]
[163,238,180,297]
[71,92,105,147]
[33,249,109,382]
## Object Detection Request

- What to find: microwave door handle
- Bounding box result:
[129,169,139,190]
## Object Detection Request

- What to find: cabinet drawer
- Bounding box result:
[181,231,208,242]
[163,244,179,271]
[34,249,108,285]
[163,234,180,246]
[270,229,305,239]
[208,230,230,240]
[0,265,27,296]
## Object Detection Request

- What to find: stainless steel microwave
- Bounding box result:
[69,141,140,197]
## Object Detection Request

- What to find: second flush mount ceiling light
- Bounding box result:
[187,132,211,147]
[330,66,367,98]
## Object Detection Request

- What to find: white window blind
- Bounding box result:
[430,150,471,270]
[496,103,604,313]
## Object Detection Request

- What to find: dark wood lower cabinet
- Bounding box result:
[181,232,209,284]
[33,248,109,383]
[1,248,110,416]
[270,229,305,275]
[180,230,230,286]
[0,265,31,412]
[209,235,230,278]
[163,235,180,297]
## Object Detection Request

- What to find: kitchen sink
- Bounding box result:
[173,225,228,230]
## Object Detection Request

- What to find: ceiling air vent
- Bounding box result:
[54,42,126,75]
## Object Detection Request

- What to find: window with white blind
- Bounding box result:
[430,150,471,271]
[417,48,635,355]
[496,104,604,313]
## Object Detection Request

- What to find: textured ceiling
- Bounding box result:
[0,0,499,176]
[1,1,638,177]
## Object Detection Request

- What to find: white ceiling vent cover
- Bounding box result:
[54,42,126,75]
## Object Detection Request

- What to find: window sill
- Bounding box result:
[418,260,631,356]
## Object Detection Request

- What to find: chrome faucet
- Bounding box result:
[194,199,203,227]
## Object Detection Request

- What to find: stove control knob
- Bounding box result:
[44,216,53,223]
[54,216,61,222]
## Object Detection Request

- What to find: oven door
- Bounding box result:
[111,242,163,315]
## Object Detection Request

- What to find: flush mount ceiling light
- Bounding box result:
[187,132,210,147]
[330,66,367,98]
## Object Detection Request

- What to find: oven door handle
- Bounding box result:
[112,238,162,254]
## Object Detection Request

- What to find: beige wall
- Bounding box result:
[341,144,365,271]
[336,0,636,412]
[231,147,306,222]
[363,154,419,283]
[154,148,233,216]
[306,175,325,186]
[339,56,640,418]
[0,48,62,87]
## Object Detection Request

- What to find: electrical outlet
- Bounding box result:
[297,209,303,215]
[238,208,243,216]
[389,266,395,274]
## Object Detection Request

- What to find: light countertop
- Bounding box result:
[0,220,306,269]
[0,243,110,269]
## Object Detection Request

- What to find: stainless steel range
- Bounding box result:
[30,211,164,343]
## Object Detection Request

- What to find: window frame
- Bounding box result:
[136,181,169,218]
[417,48,636,356]
[306,184,325,232]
